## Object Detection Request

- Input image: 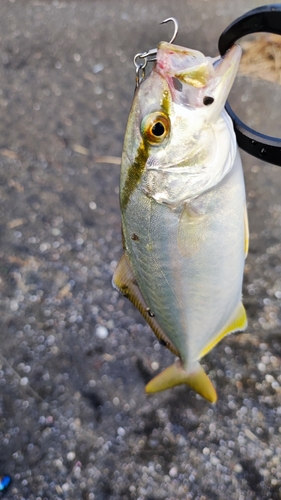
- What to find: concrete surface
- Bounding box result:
[0,1,281,499]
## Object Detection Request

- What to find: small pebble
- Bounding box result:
[95,325,108,339]
[169,467,178,478]
[20,377,29,386]
[10,300,19,311]
[234,463,243,473]
[93,63,104,73]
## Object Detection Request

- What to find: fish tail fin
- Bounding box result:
[145,360,217,403]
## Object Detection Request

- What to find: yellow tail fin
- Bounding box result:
[145,360,217,403]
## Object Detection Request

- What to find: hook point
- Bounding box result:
[159,17,179,44]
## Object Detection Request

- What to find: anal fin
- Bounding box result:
[112,253,179,356]
[145,360,217,403]
[200,302,247,359]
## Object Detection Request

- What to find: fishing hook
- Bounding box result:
[134,17,179,88]
[160,17,179,45]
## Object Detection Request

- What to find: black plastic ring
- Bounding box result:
[218,4,281,166]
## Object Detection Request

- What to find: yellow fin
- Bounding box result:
[145,360,217,403]
[177,204,206,258]
[244,203,249,258]
[112,253,179,356]
[200,302,247,359]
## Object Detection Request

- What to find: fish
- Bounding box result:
[113,40,248,403]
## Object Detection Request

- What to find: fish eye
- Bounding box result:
[152,122,165,136]
[141,112,170,145]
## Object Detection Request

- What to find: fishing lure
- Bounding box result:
[0,475,11,492]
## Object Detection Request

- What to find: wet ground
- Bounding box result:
[1,0,281,499]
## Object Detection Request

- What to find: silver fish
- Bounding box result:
[113,41,248,403]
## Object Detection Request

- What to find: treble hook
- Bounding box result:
[134,17,179,87]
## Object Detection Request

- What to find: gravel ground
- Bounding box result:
[1,1,281,499]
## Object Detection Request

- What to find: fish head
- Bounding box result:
[121,41,241,207]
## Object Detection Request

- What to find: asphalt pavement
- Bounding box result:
[1,1,281,499]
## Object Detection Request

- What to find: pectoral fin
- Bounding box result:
[145,360,217,403]
[200,302,247,359]
[178,204,206,258]
[112,253,179,356]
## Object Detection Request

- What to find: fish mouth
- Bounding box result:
[211,44,242,106]
[155,41,242,114]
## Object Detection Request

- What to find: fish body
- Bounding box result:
[113,41,248,402]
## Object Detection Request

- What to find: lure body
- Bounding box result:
[113,41,248,402]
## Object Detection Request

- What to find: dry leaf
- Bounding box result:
[7,218,26,229]
[72,144,90,156]
[0,149,19,159]
[95,156,121,165]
